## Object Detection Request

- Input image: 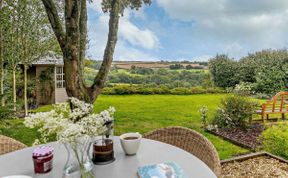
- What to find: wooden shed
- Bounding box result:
[27,53,68,106]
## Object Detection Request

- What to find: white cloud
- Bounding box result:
[115,41,158,61]
[87,1,159,60]
[119,18,159,49]
[157,0,288,58]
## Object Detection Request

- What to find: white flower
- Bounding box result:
[24,97,116,144]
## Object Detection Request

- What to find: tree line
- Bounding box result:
[109,69,211,88]
[209,49,288,95]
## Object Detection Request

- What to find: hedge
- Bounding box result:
[101,85,225,95]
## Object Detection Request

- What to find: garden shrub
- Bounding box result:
[0,106,15,120]
[206,87,225,94]
[170,88,190,95]
[140,88,154,95]
[101,87,115,95]
[101,85,225,95]
[259,124,288,159]
[190,86,206,94]
[153,86,170,94]
[253,93,271,100]
[212,95,258,128]
[233,82,254,96]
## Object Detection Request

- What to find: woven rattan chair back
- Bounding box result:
[0,135,27,155]
[144,126,221,177]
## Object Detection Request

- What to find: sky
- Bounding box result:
[87,0,288,61]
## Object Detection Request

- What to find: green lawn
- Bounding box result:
[0,94,250,160]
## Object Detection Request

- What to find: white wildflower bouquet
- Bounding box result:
[24,97,115,144]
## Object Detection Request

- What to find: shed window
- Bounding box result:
[56,67,65,88]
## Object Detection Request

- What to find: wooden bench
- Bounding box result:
[256,92,288,122]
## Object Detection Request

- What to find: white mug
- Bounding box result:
[119,132,142,155]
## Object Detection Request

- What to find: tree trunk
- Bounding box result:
[12,67,16,111]
[0,59,4,106]
[0,16,4,106]
[90,2,121,101]
[79,0,87,74]
[24,64,28,116]
[42,0,121,103]
[0,62,3,106]
[63,0,90,102]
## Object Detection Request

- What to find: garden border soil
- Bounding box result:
[206,129,255,150]
[206,123,265,150]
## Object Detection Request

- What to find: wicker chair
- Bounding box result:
[0,135,27,155]
[144,126,221,177]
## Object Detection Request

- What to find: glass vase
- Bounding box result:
[63,137,94,178]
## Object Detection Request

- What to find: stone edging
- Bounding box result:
[221,151,288,164]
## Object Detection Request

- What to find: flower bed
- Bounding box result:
[221,152,288,178]
[208,123,264,150]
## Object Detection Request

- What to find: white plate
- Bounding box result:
[3,176,33,178]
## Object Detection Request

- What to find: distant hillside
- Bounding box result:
[112,61,207,69]
[85,59,208,70]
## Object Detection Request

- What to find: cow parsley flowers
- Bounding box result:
[24,97,115,144]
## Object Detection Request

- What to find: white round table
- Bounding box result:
[0,137,216,178]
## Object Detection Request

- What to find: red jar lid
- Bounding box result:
[32,146,54,157]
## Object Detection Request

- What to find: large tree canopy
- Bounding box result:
[208,54,240,88]
[42,0,151,103]
[209,50,288,95]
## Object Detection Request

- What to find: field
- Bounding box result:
[0,94,250,160]
[114,62,170,69]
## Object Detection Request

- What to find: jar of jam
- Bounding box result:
[32,146,54,174]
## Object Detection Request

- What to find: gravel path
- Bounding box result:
[222,156,288,178]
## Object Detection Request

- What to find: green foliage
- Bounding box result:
[108,68,209,88]
[101,0,151,14]
[248,50,288,95]
[0,95,14,120]
[0,106,14,120]
[209,50,288,95]
[199,106,208,129]
[233,82,254,96]
[169,63,184,70]
[39,67,54,81]
[209,54,240,88]
[84,59,102,70]
[260,124,288,159]
[130,66,153,75]
[101,85,225,95]
[39,67,54,100]
[0,118,40,146]
[213,95,258,128]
